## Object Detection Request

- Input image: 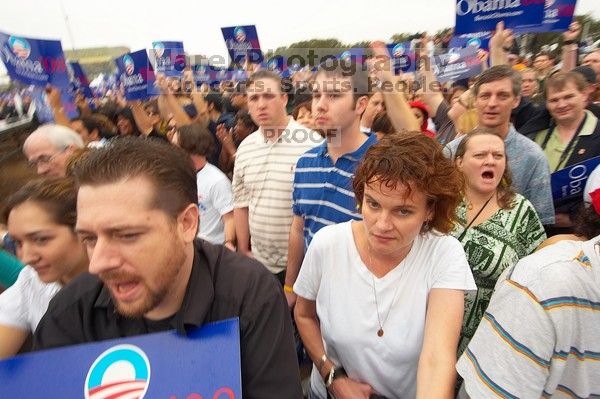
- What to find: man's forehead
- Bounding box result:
[479,78,513,92]
[25,135,55,156]
[78,179,154,211]
[247,78,281,93]
[547,82,582,97]
[312,74,353,92]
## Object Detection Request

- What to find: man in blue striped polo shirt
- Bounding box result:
[284,46,421,308]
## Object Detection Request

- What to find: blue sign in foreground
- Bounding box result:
[551,156,600,203]
[0,318,242,399]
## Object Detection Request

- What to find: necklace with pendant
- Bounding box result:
[369,247,405,337]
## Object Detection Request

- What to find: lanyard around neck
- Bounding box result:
[458,195,494,242]
[541,113,588,172]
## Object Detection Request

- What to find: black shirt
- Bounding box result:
[33,240,302,399]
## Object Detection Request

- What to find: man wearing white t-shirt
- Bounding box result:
[174,123,235,248]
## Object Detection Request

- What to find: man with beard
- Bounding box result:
[32,138,302,399]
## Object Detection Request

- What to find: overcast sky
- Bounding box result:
[1,0,599,64]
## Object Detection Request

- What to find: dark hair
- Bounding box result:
[445,85,467,104]
[454,129,516,209]
[353,132,463,234]
[371,111,394,136]
[235,110,257,131]
[204,92,224,113]
[72,137,197,219]
[292,100,312,120]
[247,69,284,92]
[535,51,555,61]
[71,115,103,138]
[545,71,588,96]
[177,123,215,157]
[1,178,77,228]
[314,61,370,105]
[114,108,142,136]
[573,205,600,239]
[473,65,522,98]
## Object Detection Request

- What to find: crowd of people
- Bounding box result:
[1,21,600,399]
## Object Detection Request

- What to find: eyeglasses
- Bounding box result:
[28,148,66,169]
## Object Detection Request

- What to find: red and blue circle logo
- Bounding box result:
[123,55,135,76]
[339,51,352,62]
[466,37,482,49]
[84,344,151,399]
[392,43,405,58]
[8,36,31,59]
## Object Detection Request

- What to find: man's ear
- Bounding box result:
[177,203,200,243]
[355,95,369,115]
[90,129,100,141]
[512,95,521,110]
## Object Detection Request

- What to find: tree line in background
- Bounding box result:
[268,14,600,61]
[2,13,600,88]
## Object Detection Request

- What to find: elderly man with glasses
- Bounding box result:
[22,124,84,177]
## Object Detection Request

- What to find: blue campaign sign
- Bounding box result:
[115,49,157,100]
[30,88,54,123]
[69,61,94,99]
[529,0,577,33]
[0,31,70,89]
[551,156,600,203]
[29,87,79,123]
[231,69,247,81]
[262,54,287,76]
[432,47,483,83]
[0,318,242,399]
[193,64,212,84]
[61,90,80,119]
[222,25,263,64]
[192,64,212,84]
[386,42,416,73]
[151,40,186,76]
[449,32,492,51]
[455,0,546,35]
[337,48,364,64]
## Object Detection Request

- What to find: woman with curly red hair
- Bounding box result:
[294,132,476,399]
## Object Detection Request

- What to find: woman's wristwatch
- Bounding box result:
[324,365,347,389]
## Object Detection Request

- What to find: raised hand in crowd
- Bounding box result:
[561,20,582,72]
[489,21,514,67]
[155,72,193,127]
[74,92,91,116]
[183,68,209,126]
[370,41,420,132]
[215,122,237,174]
[216,122,236,158]
[128,99,154,136]
[45,84,69,127]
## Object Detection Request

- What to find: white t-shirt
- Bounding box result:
[0,266,61,331]
[197,163,234,244]
[294,221,476,399]
[457,237,600,398]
